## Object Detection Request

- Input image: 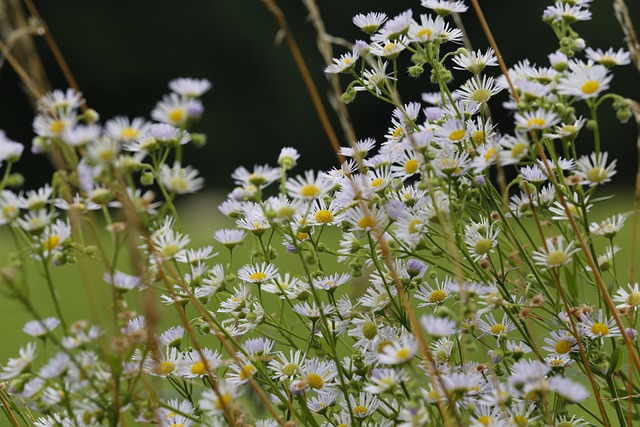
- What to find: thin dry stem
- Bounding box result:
[628,100,640,284]
[614,0,640,76]
[261,0,344,165]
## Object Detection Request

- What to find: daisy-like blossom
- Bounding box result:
[302,358,337,391]
[199,380,239,415]
[580,310,621,340]
[421,0,468,15]
[36,88,84,114]
[268,350,306,381]
[374,9,412,40]
[589,214,625,238]
[456,76,502,104]
[464,219,500,261]
[421,314,457,337]
[237,262,278,284]
[151,93,201,126]
[105,116,150,142]
[407,14,445,43]
[176,348,222,378]
[548,376,589,403]
[23,318,61,337]
[415,277,455,308]
[341,392,380,419]
[452,48,497,74]
[477,313,515,340]
[168,77,212,97]
[557,61,612,100]
[312,272,351,292]
[531,237,579,269]
[574,151,617,187]
[614,283,640,311]
[585,47,631,67]
[543,3,592,23]
[542,330,577,355]
[0,342,37,379]
[515,108,560,130]
[352,12,387,34]
[103,270,142,291]
[325,51,359,74]
[378,334,417,365]
[159,162,204,195]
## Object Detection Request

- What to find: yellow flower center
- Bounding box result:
[362,321,378,340]
[300,184,320,198]
[2,205,17,218]
[249,272,267,282]
[429,290,447,304]
[627,292,640,307]
[50,120,66,134]
[396,347,411,360]
[371,178,385,188]
[169,176,189,193]
[484,147,496,162]
[555,339,572,354]
[191,361,207,376]
[587,166,607,183]
[490,324,505,335]
[448,129,466,141]
[239,364,256,381]
[315,209,334,224]
[478,415,492,426]
[527,118,546,128]
[98,148,117,163]
[297,231,309,240]
[161,244,180,259]
[120,127,139,139]
[471,89,491,103]
[514,415,528,426]
[511,142,526,158]
[215,393,232,410]
[44,235,61,251]
[353,405,368,417]
[474,238,494,256]
[416,28,433,39]
[377,340,392,353]
[404,159,419,174]
[547,250,569,267]
[384,42,395,53]
[591,322,609,336]
[307,373,324,389]
[156,361,176,376]
[581,80,600,95]
[358,216,376,229]
[392,127,403,138]
[168,109,185,123]
[408,219,423,234]
[282,363,299,377]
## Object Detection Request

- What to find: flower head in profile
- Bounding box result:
[532,237,579,269]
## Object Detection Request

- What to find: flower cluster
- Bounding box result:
[0,1,638,427]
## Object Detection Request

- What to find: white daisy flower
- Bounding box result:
[268,349,306,381]
[589,214,625,238]
[103,270,142,291]
[580,309,621,340]
[168,77,212,97]
[544,3,592,23]
[302,357,337,391]
[614,283,640,311]
[452,48,498,74]
[585,47,631,67]
[421,314,457,338]
[421,0,468,15]
[477,313,515,340]
[532,237,579,269]
[557,61,612,100]
[542,330,578,355]
[105,116,150,142]
[456,76,502,104]
[23,317,61,337]
[176,348,222,378]
[325,51,359,74]
[159,162,204,195]
[407,14,445,43]
[37,88,84,114]
[0,342,37,379]
[548,376,589,403]
[352,12,387,35]
[199,380,239,415]
[574,151,617,186]
[515,108,560,130]
[378,334,417,365]
[237,262,278,284]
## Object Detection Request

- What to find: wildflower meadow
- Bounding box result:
[1,1,640,426]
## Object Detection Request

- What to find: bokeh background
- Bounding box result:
[1,0,639,191]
